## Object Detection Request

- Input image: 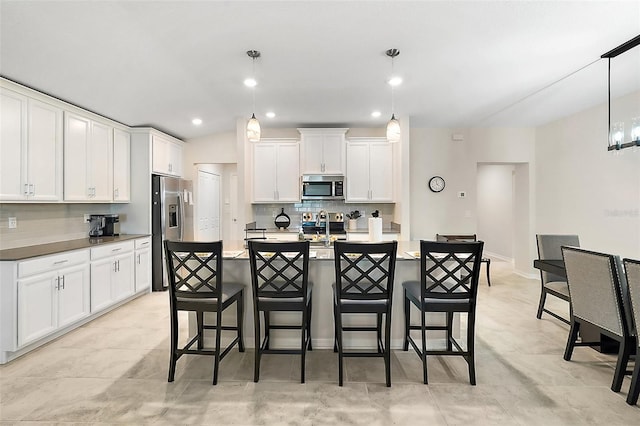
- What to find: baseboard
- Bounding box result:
[484,251,514,263]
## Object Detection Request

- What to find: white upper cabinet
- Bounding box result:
[152,134,183,177]
[346,139,394,203]
[64,112,113,201]
[112,128,130,202]
[299,128,347,175]
[252,141,300,203]
[0,88,62,201]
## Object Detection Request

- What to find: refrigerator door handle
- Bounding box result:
[177,193,184,241]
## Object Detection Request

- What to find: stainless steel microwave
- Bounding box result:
[301,175,344,200]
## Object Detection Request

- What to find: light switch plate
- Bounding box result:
[8,217,17,229]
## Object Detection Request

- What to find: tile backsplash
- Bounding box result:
[0,204,113,250]
[253,202,395,230]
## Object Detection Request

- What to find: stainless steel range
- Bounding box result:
[301,211,346,239]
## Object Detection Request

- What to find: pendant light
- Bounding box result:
[246,50,261,142]
[386,48,401,143]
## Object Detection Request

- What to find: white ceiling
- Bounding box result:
[1,1,639,140]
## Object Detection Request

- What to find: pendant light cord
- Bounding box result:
[252,56,257,113]
[391,55,395,115]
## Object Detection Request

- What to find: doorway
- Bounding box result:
[196,169,221,241]
[476,162,531,274]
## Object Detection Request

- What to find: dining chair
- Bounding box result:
[333,241,398,387]
[436,234,491,286]
[164,240,245,385]
[402,240,484,385]
[562,246,634,393]
[536,234,580,324]
[623,258,640,405]
[248,240,312,383]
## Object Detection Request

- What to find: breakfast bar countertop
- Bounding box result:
[0,234,150,261]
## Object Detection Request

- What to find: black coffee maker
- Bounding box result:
[89,214,120,237]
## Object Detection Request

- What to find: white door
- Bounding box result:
[168,141,183,176]
[0,89,26,200]
[369,143,393,201]
[112,253,134,302]
[64,112,90,200]
[322,133,345,174]
[91,259,113,312]
[197,170,221,241]
[27,99,62,201]
[18,272,57,347]
[57,264,90,328]
[253,143,277,202]
[211,173,221,240]
[90,121,113,201]
[152,135,169,175]
[302,133,324,174]
[112,128,130,201]
[135,248,151,292]
[346,143,370,202]
[229,173,239,241]
[275,143,300,201]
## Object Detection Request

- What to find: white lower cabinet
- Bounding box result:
[90,241,135,312]
[1,238,151,364]
[134,237,151,292]
[17,251,90,348]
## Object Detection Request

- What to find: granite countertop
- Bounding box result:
[256,227,398,234]
[0,234,150,261]
[345,228,399,234]
[225,240,421,261]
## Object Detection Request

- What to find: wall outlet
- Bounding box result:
[84,214,91,223]
[458,191,466,198]
[8,217,17,229]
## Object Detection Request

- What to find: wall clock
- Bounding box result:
[428,176,445,193]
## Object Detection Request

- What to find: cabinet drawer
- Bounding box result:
[91,241,134,260]
[18,250,89,278]
[135,237,151,250]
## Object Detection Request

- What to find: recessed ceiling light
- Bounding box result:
[266,112,276,118]
[192,118,202,125]
[371,111,381,118]
[388,76,403,86]
[244,78,257,87]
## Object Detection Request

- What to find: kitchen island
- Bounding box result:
[194,240,458,350]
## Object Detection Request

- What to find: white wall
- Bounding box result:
[477,164,515,260]
[536,90,640,259]
[409,128,478,240]
[184,131,237,164]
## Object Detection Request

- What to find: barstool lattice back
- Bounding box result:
[248,240,312,383]
[402,240,484,385]
[333,241,398,387]
[164,240,245,385]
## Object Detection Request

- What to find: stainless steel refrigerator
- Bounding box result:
[152,174,194,291]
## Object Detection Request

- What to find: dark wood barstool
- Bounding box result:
[332,241,398,387]
[164,240,245,385]
[248,240,312,383]
[402,240,484,385]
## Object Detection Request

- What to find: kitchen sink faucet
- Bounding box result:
[316,210,330,247]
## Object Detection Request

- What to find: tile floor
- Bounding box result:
[1,260,639,425]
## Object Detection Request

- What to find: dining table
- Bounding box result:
[533,259,619,353]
